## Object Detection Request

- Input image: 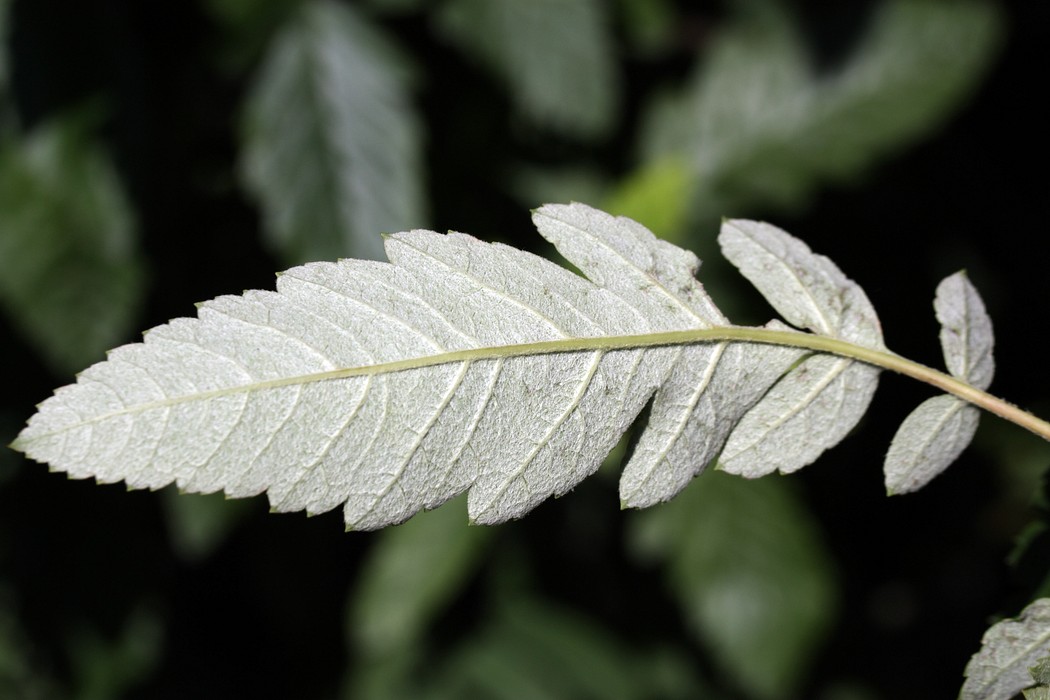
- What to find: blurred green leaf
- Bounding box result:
[615,0,677,56]
[0,114,143,374]
[630,470,837,700]
[349,493,492,658]
[437,0,619,138]
[241,0,426,264]
[641,0,1002,224]
[161,489,254,562]
[68,605,163,700]
[420,597,712,700]
[603,157,694,243]
[1007,466,1050,601]
[341,648,421,700]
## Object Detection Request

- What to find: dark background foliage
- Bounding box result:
[1,1,1047,698]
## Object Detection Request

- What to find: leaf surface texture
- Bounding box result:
[885,272,995,493]
[14,203,966,529]
[961,598,1050,700]
[717,219,883,477]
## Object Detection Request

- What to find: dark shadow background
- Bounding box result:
[1,1,1047,698]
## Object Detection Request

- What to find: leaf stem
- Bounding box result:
[710,327,1050,442]
[327,325,1050,442]
[36,326,1048,444]
[573,326,1050,442]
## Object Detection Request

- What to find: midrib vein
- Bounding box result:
[23,327,923,435]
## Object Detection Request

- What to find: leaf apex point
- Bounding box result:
[885,482,908,496]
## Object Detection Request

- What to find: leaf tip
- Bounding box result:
[8,434,25,454]
[884,471,919,497]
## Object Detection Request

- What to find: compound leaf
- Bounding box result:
[11,203,1009,530]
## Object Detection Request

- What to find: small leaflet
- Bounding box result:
[533,205,802,508]
[936,271,995,391]
[717,219,883,477]
[885,272,994,493]
[960,598,1050,700]
[884,395,980,495]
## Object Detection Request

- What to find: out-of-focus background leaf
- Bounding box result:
[240,0,425,263]
[348,494,492,659]
[639,0,1002,234]
[436,0,619,139]
[631,470,837,699]
[0,113,142,374]
[1,1,1046,698]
